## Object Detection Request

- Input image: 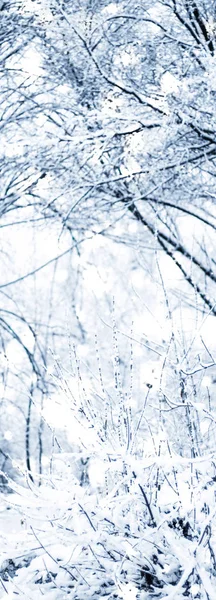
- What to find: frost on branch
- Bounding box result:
[1,329,216,600]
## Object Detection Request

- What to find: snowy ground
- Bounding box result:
[0,496,40,599]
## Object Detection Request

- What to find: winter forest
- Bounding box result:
[1,0,216,598]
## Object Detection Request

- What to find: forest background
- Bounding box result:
[1,1,216,599]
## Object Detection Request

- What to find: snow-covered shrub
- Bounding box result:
[1,333,216,600]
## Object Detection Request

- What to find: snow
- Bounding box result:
[102,3,119,16]
[118,582,138,600]
[1,1,216,599]
[3,431,13,441]
[161,73,180,95]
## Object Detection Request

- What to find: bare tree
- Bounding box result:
[3,0,214,314]
[1,0,216,482]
